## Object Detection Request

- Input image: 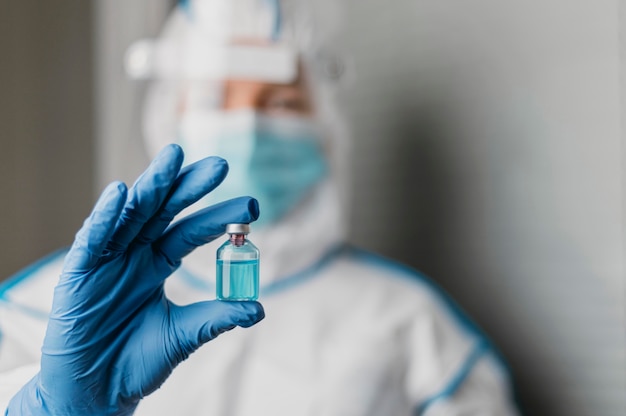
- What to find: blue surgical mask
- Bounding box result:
[178,110,328,226]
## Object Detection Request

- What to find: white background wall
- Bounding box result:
[1,0,616,415]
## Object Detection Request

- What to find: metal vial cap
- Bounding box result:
[226,223,250,234]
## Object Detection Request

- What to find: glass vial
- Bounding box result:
[216,223,260,301]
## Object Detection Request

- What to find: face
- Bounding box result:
[172,65,328,226]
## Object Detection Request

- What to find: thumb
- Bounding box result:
[170,300,265,359]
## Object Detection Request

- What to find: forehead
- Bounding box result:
[222,64,307,91]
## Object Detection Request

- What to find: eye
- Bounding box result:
[262,88,310,115]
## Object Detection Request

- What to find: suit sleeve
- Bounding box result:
[403,289,520,416]
[0,251,66,412]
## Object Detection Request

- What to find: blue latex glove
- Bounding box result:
[7,144,264,415]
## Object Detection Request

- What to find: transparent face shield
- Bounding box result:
[125,0,351,147]
[124,0,315,156]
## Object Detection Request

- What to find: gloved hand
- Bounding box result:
[7,144,264,415]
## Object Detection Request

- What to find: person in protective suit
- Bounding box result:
[1,1,520,414]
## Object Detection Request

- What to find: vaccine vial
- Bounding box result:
[216,223,260,301]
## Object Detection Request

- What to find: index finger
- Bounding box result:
[153,196,259,267]
[106,144,184,252]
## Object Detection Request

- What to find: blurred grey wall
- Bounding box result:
[336,1,625,415]
[94,1,625,415]
[0,1,94,280]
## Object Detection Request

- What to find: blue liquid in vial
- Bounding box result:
[216,259,259,301]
